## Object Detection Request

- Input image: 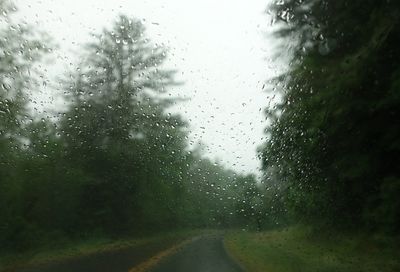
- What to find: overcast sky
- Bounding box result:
[15,0,281,176]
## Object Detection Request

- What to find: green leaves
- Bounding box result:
[262,0,400,232]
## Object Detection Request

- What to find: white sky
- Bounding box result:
[15,0,281,176]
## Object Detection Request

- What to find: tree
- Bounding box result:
[261,0,400,232]
[0,1,51,249]
[60,15,189,234]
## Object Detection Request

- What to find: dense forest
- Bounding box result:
[261,0,400,234]
[0,2,259,254]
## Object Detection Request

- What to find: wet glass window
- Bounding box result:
[0,0,399,271]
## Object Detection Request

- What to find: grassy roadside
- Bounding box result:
[224,227,400,272]
[0,229,200,272]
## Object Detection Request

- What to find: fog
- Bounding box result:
[15,0,278,175]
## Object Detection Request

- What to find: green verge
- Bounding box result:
[224,227,400,272]
[0,229,200,272]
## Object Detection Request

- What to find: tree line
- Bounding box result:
[0,3,258,253]
[3,0,397,255]
[260,0,400,234]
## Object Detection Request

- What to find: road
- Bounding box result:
[14,238,181,272]
[149,235,243,272]
[14,235,243,272]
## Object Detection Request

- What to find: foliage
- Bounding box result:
[261,0,400,232]
[0,5,258,255]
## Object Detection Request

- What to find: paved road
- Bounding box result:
[14,238,181,272]
[150,235,243,272]
[12,235,242,272]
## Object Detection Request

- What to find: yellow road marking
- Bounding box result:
[128,236,200,272]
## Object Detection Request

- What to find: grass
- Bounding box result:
[224,226,400,272]
[0,229,200,272]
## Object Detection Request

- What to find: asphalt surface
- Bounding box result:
[14,238,180,272]
[12,235,243,272]
[150,235,243,272]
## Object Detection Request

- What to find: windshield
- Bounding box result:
[0,1,399,272]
